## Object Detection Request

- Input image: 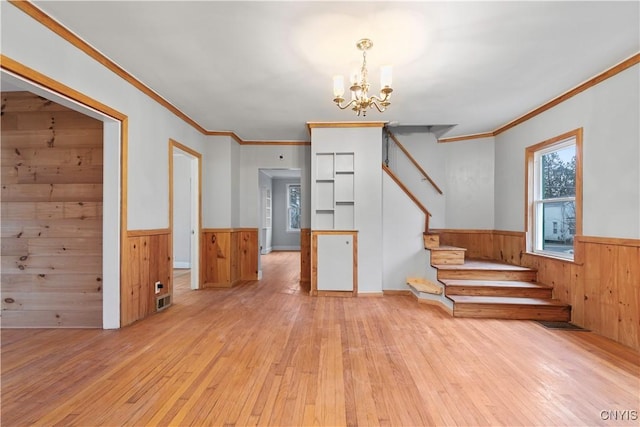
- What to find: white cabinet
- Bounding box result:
[312,231,357,295]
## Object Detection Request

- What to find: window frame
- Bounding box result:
[525,128,583,261]
[286,183,301,232]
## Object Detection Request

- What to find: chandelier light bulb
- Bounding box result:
[333,75,345,97]
[380,65,393,88]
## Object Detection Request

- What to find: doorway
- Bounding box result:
[170,140,201,298]
[257,168,301,284]
[0,70,121,328]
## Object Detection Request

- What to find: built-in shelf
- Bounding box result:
[314,151,355,230]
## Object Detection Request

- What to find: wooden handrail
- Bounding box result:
[383,164,431,232]
[386,130,444,195]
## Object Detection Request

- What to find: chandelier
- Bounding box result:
[332,38,393,116]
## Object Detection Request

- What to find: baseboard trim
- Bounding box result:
[357,292,384,297]
[383,290,412,296]
[173,262,191,269]
[271,246,301,251]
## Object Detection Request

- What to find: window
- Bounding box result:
[526,129,582,260]
[287,184,301,231]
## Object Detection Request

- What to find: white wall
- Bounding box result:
[173,154,191,267]
[238,145,311,228]
[388,132,447,228]
[388,132,496,230]
[230,139,241,228]
[382,173,430,290]
[202,136,233,228]
[444,136,495,229]
[494,64,640,238]
[311,127,383,294]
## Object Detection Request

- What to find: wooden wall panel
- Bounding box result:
[300,228,311,285]
[202,230,232,287]
[201,229,259,287]
[436,228,640,350]
[1,92,103,328]
[491,231,525,265]
[238,229,258,280]
[120,231,172,327]
[434,230,494,260]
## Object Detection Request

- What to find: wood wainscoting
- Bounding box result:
[201,228,258,287]
[121,229,172,327]
[434,229,640,350]
[300,228,311,285]
[1,91,104,328]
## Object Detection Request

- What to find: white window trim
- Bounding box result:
[526,129,582,262]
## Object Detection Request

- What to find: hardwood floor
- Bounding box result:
[2,251,639,426]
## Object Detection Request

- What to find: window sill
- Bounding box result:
[525,250,578,264]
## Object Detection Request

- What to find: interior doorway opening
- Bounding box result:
[1,70,121,329]
[170,140,202,302]
[257,168,303,287]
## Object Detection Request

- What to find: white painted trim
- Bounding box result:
[102,121,121,329]
[261,247,272,255]
[272,246,301,251]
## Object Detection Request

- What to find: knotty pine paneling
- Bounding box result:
[201,229,259,287]
[238,229,258,280]
[121,231,172,327]
[436,229,640,350]
[1,147,104,167]
[202,230,233,287]
[2,165,103,184]
[1,92,103,328]
[300,228,311,285]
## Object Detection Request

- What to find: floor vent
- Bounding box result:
[156,294,172,312]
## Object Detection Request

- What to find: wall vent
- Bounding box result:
[156,294,172,312]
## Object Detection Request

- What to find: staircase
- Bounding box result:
[414,233,571,321]
[384,129,570,321]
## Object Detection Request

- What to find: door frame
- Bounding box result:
[169,139,202,290]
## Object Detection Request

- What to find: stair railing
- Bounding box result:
[382,163,431,232]
[384,129,443,195]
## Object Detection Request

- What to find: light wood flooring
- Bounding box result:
[1,251,639,426]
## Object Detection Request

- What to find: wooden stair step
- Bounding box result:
[448,295,571,321]
[430,245,466,265]
[423,233,439,249]
[441,279,553,298]
[435,259,537,281]
[407,277,442,295]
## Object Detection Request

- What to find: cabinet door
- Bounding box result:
[317,234,354,291]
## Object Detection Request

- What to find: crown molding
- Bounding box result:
[439,52,640,143]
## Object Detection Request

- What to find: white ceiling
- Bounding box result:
[30,1,640,141]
